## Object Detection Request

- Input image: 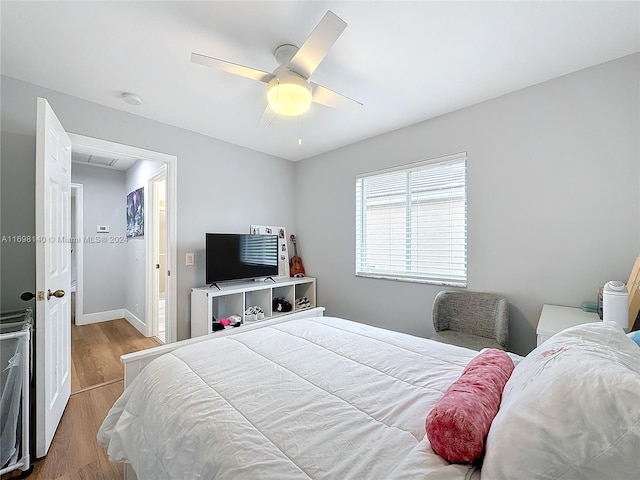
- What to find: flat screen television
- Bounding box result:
[206,233,279,285]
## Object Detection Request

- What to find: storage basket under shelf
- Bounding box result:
[0,308,32,475]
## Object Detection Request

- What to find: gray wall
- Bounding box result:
[2,54,638,351]
[295,54,640,355]
[1,75,297,340]
[124,159,164,325]
[71,163,127,314]
[1,130,36,309]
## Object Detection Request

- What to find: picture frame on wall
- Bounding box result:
[250,224,288,277]
[126,187,144,238]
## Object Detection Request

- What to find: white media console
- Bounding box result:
[190,276,317,337]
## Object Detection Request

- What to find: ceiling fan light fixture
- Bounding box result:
[267,74,312,116]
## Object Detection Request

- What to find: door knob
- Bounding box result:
[20,292,36,301]
[47,289,65,300]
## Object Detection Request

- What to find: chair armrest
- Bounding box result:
[494,298,509,348]
[432,291,450,332]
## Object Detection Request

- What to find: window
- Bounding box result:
[355,152,467,286]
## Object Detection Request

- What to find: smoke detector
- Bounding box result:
[121,92,143,106]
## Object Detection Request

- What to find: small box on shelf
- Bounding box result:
[272,297,293,314]
[244,306,265,323]
[295,297,312,311]
[211,314,243,331]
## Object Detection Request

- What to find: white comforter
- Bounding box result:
[98,317,479,480]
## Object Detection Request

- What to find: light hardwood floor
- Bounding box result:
[22,382,125,480]
[72,318,161,393]
[1,318,160,479]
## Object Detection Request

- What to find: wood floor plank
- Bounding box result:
[71,318,160,393]
[100,321,127,344]
[70,360,81,401]
[25,382,125,479]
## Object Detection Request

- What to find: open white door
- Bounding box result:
[35,98,72,457]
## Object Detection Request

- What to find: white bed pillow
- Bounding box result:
[482,321,640,479]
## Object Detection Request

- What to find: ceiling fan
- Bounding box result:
[191,10,362,123]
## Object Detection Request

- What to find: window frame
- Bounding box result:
[355,152,467,287]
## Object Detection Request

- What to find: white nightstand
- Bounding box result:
[536,304,601,346]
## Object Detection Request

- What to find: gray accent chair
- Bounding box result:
[431,291,509,351]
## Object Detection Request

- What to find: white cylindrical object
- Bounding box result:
[603,281,628,331]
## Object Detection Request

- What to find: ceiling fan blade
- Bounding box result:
[258,104,278,127]
[191,53,274,83]
[288,11,347,79]
[311,83,362,110]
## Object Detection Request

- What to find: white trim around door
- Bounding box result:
[146,167,168,342]
[67,133,178,344]
[71,183,83,325]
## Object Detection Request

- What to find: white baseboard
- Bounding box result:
[123,309,147,336]
[78,308,147,337]
[79,309,126,326]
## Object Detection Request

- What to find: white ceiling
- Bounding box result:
[71,146,141,171]
[2,1,638,162]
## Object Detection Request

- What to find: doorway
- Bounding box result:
[67,133,177,343]
[149,169,167,343]
[68,162,165,394]
[70,184,83,325]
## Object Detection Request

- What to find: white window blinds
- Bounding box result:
[355,152,467,286]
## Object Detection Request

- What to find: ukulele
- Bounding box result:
[289,234,306,278]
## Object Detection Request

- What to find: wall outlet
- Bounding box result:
[135,303,139,313]
[186,253,194,266]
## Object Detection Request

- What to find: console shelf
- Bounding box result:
[190,277,317,337]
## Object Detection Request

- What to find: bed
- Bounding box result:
[98,315,640,479]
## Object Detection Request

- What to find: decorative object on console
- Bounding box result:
[272,297,292,313]
[289,234,305,277]
[216,318,242,328]
[251,225,289,277]
[295,297,311,310]
[244,306,265,322]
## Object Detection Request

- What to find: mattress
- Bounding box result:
[98,316,481,479]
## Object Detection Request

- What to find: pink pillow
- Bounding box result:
[425,349,514,464]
